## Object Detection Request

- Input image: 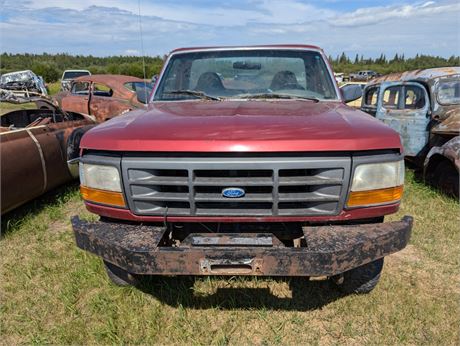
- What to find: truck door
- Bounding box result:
[61,81,91,114]
[375,81,430,157]
[89,82,131,121]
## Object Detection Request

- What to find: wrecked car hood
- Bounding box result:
[431,107,460,136]
[81,100,402,152]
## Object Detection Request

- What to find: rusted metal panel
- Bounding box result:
[369,67,460,85]
[1,100,95,214]
[431,109,460,136]
[374,81,431,156]
[424,136,460,172]
[71,216,412,276]
[53,74,150,122]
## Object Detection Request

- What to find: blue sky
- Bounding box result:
[1,0,459,58]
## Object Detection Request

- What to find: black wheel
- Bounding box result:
[331,258,384,294]
[104,261,139,287]
[434,161,459,199]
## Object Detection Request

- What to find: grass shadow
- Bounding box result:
[136,275,346,311]
[1,181,79,237]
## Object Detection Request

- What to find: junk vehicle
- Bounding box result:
[361,67,460,198]
[0,93,95,214]
[54,74,152,122]
[60,69,91,91]
[0,70,48,97]
[71,45,412,294]
[349,70,378,82]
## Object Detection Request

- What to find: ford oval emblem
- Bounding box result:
[222,187,245,198]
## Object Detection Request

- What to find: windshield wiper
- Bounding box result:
[165,90,221,101]
[236,93,320,102]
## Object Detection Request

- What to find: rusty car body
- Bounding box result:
[71,45,412,295]
[53,75,151,122]
[1,95,95,214]
[361,67,460,197]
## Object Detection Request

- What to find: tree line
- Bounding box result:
[1,52,459,83]
[0,53,165,82]
[329,52,459,75]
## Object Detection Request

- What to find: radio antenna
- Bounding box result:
[137,0,148,106]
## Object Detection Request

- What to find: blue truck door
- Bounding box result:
[375,81,430,157]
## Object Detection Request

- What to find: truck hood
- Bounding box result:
[81,100,402,152]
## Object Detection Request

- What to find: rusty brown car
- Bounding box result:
[361,67,460,197]
[54,75,152,122]
[1,96,95,214]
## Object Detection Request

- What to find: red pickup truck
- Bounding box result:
[72,45,412,294]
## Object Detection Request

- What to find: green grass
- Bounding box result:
[1,172,459,345]
[47,81,61,96]
[0,102,37,116]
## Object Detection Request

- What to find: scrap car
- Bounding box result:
[0,93,95,214]
[349,70,379,81]
[361,67,460,197]
[54,74,152,122]
[71,45,413,295]
[0,70,48,97]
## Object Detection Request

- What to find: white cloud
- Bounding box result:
[1,0,459,58]
[124,49,140,55]
[331,1,460,27]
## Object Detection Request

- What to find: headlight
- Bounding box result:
[347,160,404,207]
[79,163,125,207]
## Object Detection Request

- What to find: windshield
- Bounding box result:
[437,79,460,105]
[63,71,90,80]
[154,49,338,101]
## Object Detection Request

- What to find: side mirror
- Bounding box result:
[136,86,151,104]
[341,84,363,103]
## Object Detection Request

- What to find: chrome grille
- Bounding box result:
[122,156,351,217]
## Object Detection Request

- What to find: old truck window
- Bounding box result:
[364,87,379,106]
[437,80,460,105]
[404,85,425,109]
[383,86,400,109]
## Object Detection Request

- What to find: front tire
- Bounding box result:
[104,261,139,287]
[332,258,384,294]
[434,161,459,199]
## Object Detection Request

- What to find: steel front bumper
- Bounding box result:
[71,216,413,276]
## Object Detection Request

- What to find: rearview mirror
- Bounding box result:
[341,84,363,103]
[233,61,262,70]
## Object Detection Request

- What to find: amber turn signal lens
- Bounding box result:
[80,186,126,208]
[347,185,403,207]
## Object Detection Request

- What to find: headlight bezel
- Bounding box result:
[79,163,122,192]
[347,153,405,208]
[78,154,125,208]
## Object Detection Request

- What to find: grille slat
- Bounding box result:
[122,156,350,217]
[194,177,274,186]
[129,177,189,185]
[278,177,343,186]
[195,193,273,202]
[133,193,190,202]
[278,193,340,202]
